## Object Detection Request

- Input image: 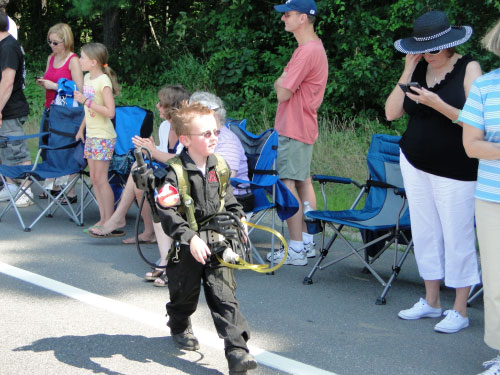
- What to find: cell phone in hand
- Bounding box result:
[398,82,422,93]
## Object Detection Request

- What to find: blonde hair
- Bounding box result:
[158,85,190,119]
[47,23,75,52]
[170,101,216,137]
[81,42,121,96]
[482,19,500,57]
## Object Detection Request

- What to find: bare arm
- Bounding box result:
[385,54,422,121]
[0,67,16,127]
[69,56,84,92]
[406,60,482,126]
[74,85,115,119]
[463,123,500,160]
[274,71,293,103]
[76,117,86,141]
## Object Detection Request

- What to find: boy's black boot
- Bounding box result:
[226,348,258,374]
[171,327,200,351]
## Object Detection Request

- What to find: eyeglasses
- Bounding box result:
[48,40,63,46]
[189,129,221,138]
[426,49,442,55]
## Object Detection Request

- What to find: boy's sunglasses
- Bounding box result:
[48,40,62,46]
[189,129,221,138]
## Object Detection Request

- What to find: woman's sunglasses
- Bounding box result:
[426,49,442,55]
[189,129,221,138]
[47,40,63,46]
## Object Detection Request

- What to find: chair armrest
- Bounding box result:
[393,187,407,198]
[0,132,49,143]
[312,174,362,188]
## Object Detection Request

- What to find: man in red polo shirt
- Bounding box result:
[268,0,328,265]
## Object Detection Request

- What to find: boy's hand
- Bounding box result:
[241,217,249,244]
[189,235,211,264]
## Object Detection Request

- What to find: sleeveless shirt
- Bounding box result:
[399,55,478,181]
[43,53,77,108]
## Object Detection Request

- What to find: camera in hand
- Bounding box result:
[398,82,422,93]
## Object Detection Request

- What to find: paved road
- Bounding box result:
[0,191,494,375]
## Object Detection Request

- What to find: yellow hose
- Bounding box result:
[216,219,288,273]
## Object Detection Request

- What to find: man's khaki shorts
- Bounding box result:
[0,117,30,166]
[276,136,313,181]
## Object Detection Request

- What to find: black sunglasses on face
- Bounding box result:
[189,129,221,138]
[48,40,62,46]
[427,49,441,55]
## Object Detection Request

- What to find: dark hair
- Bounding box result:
[0,11,8,32]
[445,47,456,58]
[158,85,191,119]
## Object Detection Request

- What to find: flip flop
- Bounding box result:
[88,227,126,238]
[121,236,157,245]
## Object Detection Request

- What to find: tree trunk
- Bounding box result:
[102,7,120,51]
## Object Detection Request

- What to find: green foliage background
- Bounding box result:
[6,0,500,132]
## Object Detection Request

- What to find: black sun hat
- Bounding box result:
[394,10,473,54]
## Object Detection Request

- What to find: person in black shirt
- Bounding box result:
[0,10,31,205]
[385,10,482,334]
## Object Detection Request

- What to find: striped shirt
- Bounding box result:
[459,68,500,203]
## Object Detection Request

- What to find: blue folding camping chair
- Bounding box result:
[227,119,299,266]
[0,104,86,231]
[303,134,413,304]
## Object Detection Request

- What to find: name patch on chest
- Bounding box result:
[208,170,218,183]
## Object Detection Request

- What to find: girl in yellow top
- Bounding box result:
[74,42,121,229]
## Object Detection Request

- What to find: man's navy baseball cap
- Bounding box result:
[274,0,317,16]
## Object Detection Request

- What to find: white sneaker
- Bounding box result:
[0,183,18,201]
[398,298,442,320]
[266,248,307,266]
[304,241,316,258]
[478,356,500,375]
[434,309,469,333]
[266,248,283,262]
[16,188,34,208]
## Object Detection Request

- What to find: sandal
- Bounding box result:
[39,190,58,199]
[87,225,126,238]
[144,268,164,281]
[60,195,77,205]
[154,272,168,287]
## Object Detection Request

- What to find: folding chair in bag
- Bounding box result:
[0,104,86,231]
[227,119,299,266]
[303,134,414,304]
[78,105,153,216]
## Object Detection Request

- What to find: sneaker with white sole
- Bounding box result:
[266,248,307,266]
[478,356,500,375]
[266,248,283,262]
[15,188,34,208]
[398,298,442,320]
[434,309,469,333]
[0,183,18,201]
[304,241,316,258]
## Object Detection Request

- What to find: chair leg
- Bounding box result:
[467,287,483,306]
[303,229,334,285]
[375,239,413,305]
[303,248,328,284]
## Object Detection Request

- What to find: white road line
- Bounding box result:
[0,261,338,375]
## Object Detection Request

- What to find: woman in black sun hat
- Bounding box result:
[385,10,482,334]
